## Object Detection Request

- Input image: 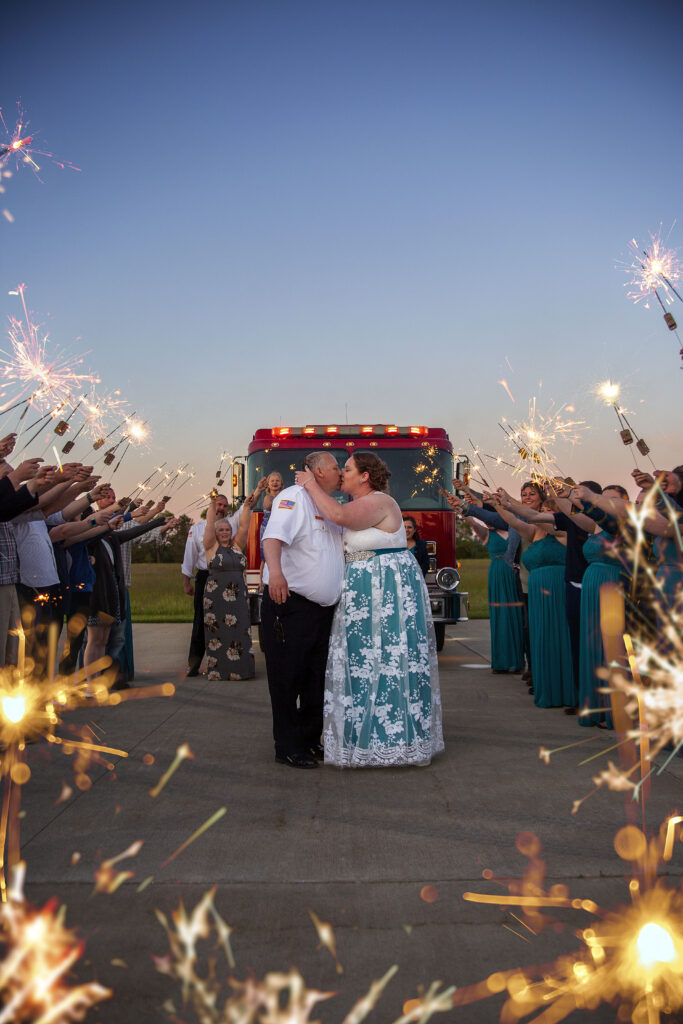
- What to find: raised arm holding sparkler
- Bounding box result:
[201,493,258,682]
[571,485,676,539]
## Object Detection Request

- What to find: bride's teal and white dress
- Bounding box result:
[323,524,444,767]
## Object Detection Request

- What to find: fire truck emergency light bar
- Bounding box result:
[270,425,428,438]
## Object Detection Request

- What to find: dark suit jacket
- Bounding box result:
[0,475,39,522]
[88,518,165,622]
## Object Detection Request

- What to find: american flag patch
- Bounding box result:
[278,499,296,510]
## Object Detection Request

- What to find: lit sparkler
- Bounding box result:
[0,861,111,1019]
[155,889,455,1023]
[0,103,80,177]
[0,657,175,900]
[593,380,655,467]
[0,286,97,423]
[500,397,587,482]
[620,228,683,362]
[623,228,682,309]
[456,817,683,1023]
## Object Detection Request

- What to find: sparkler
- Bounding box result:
[0,654,176,900]
[0,862,111,1019]
[623,229,682,308]
[593,379,655,467]
[0,103,80,176]
[410,443,445,500]
[621,228,683,364]
[0,286,96,423]
[149,742,194,799]
[499,396,587,483]
[455,816,683,1023]
[155,890,454,1023]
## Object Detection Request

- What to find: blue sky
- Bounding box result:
[2,0,682,510]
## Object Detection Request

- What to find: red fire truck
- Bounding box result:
[236,424,469,650]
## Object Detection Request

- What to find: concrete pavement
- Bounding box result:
[19,622,683,1022]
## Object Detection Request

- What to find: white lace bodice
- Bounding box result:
[342,523,407,553]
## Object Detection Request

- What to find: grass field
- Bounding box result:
[130,559,491,622]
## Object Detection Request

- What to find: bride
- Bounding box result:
[295,452,443,768]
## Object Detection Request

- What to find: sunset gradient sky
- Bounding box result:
[2,0,682,511]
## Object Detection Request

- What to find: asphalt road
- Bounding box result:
[18,622,683,1023]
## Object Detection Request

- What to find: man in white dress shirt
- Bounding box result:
[262,452,344,769]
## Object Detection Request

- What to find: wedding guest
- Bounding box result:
[403,516,430,576]
[182,481,266,676]
[575,486,627,729]
[494,494,574,708]
[84,512,167,690]
[499,479,602,713]
[260,472,284,558]
[454,497,523,673]
[202,492,257,681]
[458,481,542,689]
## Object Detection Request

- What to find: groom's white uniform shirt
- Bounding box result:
[262,485,343,606]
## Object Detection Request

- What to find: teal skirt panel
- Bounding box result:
[488,558,524,672]
[578,563,621,728]
[527,565,575,708]
[324,550,443,767]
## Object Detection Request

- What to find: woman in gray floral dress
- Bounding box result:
[202,493,256,680]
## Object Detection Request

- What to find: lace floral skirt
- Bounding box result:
[323,549,443,767]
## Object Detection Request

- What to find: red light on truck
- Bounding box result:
[360,426,374,434]
[385,426,399,434]
[326,425,338,434]
[302,426,316,435]
[409,426,427,435]
[272,427,291,437]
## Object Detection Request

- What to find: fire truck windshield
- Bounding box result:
[247,446,454,510]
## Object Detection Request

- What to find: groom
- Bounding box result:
[261,452,344,768]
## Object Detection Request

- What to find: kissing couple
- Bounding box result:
[260,449,443,768]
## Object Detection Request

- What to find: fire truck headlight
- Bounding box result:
[435,566,460,592]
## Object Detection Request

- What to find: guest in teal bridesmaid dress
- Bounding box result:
[522,534,575,708]
[489,495,575,708]
[486,530,524,672]
[459,509,524,672]
[578,528,622,728]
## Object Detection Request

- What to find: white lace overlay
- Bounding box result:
[324,525,444,768]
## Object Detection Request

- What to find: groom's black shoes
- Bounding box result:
[275,753,317,769]
[308,744,324,761]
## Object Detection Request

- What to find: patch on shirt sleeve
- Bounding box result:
[277,499,296,510]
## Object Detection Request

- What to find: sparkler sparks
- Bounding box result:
[155,891,455,1024]
[0,287,98,424]
[0,103,80,178]
[622,228,683,309]
[0,863,111,1020]
[456,817,683,1023]
[500,397,587,481]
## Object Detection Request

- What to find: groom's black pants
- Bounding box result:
[261,587,335,758]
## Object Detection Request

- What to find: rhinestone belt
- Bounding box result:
[344,547,407,563]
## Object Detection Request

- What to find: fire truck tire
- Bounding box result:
[434,622,445,651]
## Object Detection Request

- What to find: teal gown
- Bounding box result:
[522,535,575,708]
[578,531,621,728]
[486,531,524,672]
